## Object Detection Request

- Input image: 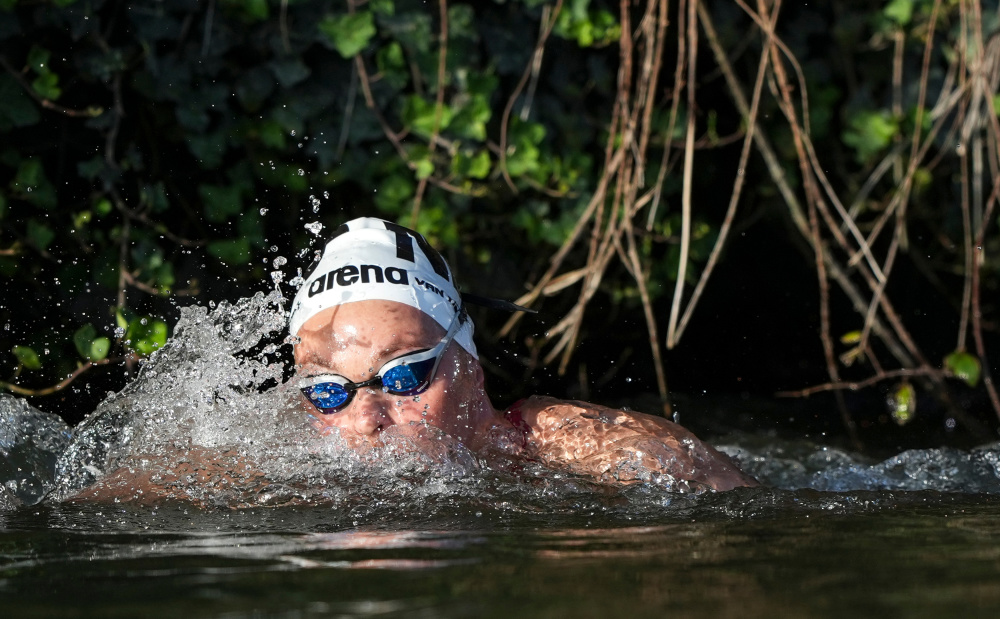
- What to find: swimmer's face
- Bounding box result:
[293,300,487,446]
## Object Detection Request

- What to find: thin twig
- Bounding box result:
[409,0,450,229]
[674,0,777,344]
[0,56,102,118]
[498,0,563,193]
[0,357,121,398]
[776,367,947,398]
[665,0,697,349]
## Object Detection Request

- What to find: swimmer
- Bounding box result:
[290,217,757,492]
[70,218,755,504]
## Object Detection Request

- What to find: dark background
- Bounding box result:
[1,0,997,456]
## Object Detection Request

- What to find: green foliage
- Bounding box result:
[208,239,252,265]
[73,325,110,362]
[27,46,61,100]
[12,346,41,370]
[0,75,40,129]
[554,0,621,47]
[842,110,899,164]
[883,0,915,26]
[125,317,169,356]
[944,351,981,388]
[319,11,376,58]
[890,382,916,426]
[0,0,995,442]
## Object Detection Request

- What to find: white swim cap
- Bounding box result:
[288,217,477,358]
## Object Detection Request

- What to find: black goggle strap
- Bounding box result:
[461,292,537,314]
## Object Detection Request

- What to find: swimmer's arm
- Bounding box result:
[513,396,758,490]
[66,447,265,506]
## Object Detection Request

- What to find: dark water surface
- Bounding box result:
[4,296,1000,617]
[2,491,999,618]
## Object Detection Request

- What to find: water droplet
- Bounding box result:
[304,222,323,235]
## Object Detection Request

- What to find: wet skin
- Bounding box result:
[295,300,758,491]
[71,302,757,503]
[293,301,501,451]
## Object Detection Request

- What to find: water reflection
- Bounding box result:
[2,499,1000,618]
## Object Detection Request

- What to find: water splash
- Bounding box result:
[0,395,71,507]
[718,438,1000,493]
[2,291,1000,516]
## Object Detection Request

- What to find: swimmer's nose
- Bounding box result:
[351,389,394,436]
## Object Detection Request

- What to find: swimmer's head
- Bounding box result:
[288,217,477,358]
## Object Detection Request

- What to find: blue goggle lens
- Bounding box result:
[382,358,436,395]
[303,382,351,410]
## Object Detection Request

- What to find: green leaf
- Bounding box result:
[884,0,914,26]
[370,0,394,16]
[207,238,251,265]
[375,42,408,90]
[13,157,42,188]
[140,182,169,213]
[452,150,491,179]
[31,72,61,101]
[268,59,311,88]
[12,345,42,370]
[115,307,130,331]
[256,120,287,149]
[94,198,113,217]
[373,173,414,214]
[839,330,862,345]
[224,0,268,21]
[944,351,981,387]
[126,317,169,356]
[72,210,92,229]
[842,110,899,164]
[26,219,54,250]
[318,11,376,58]
[26,46,50,73]
[73,324,96,358]
[889,382,916,425]
[90,337,110,361]
[449,94,491,141]
[402,95,454,137]
[73,325,110,361]
[199,183,243,222]
[413,154,434,180]
[0,74,40,128]
[12,158,56,209]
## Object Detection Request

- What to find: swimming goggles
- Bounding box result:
[300,307,467,414]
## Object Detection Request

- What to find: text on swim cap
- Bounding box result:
[414,277,460,313]
[307,264,409,297]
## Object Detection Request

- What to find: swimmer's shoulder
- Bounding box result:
[505,395,759,490]
[508,395,690,438]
